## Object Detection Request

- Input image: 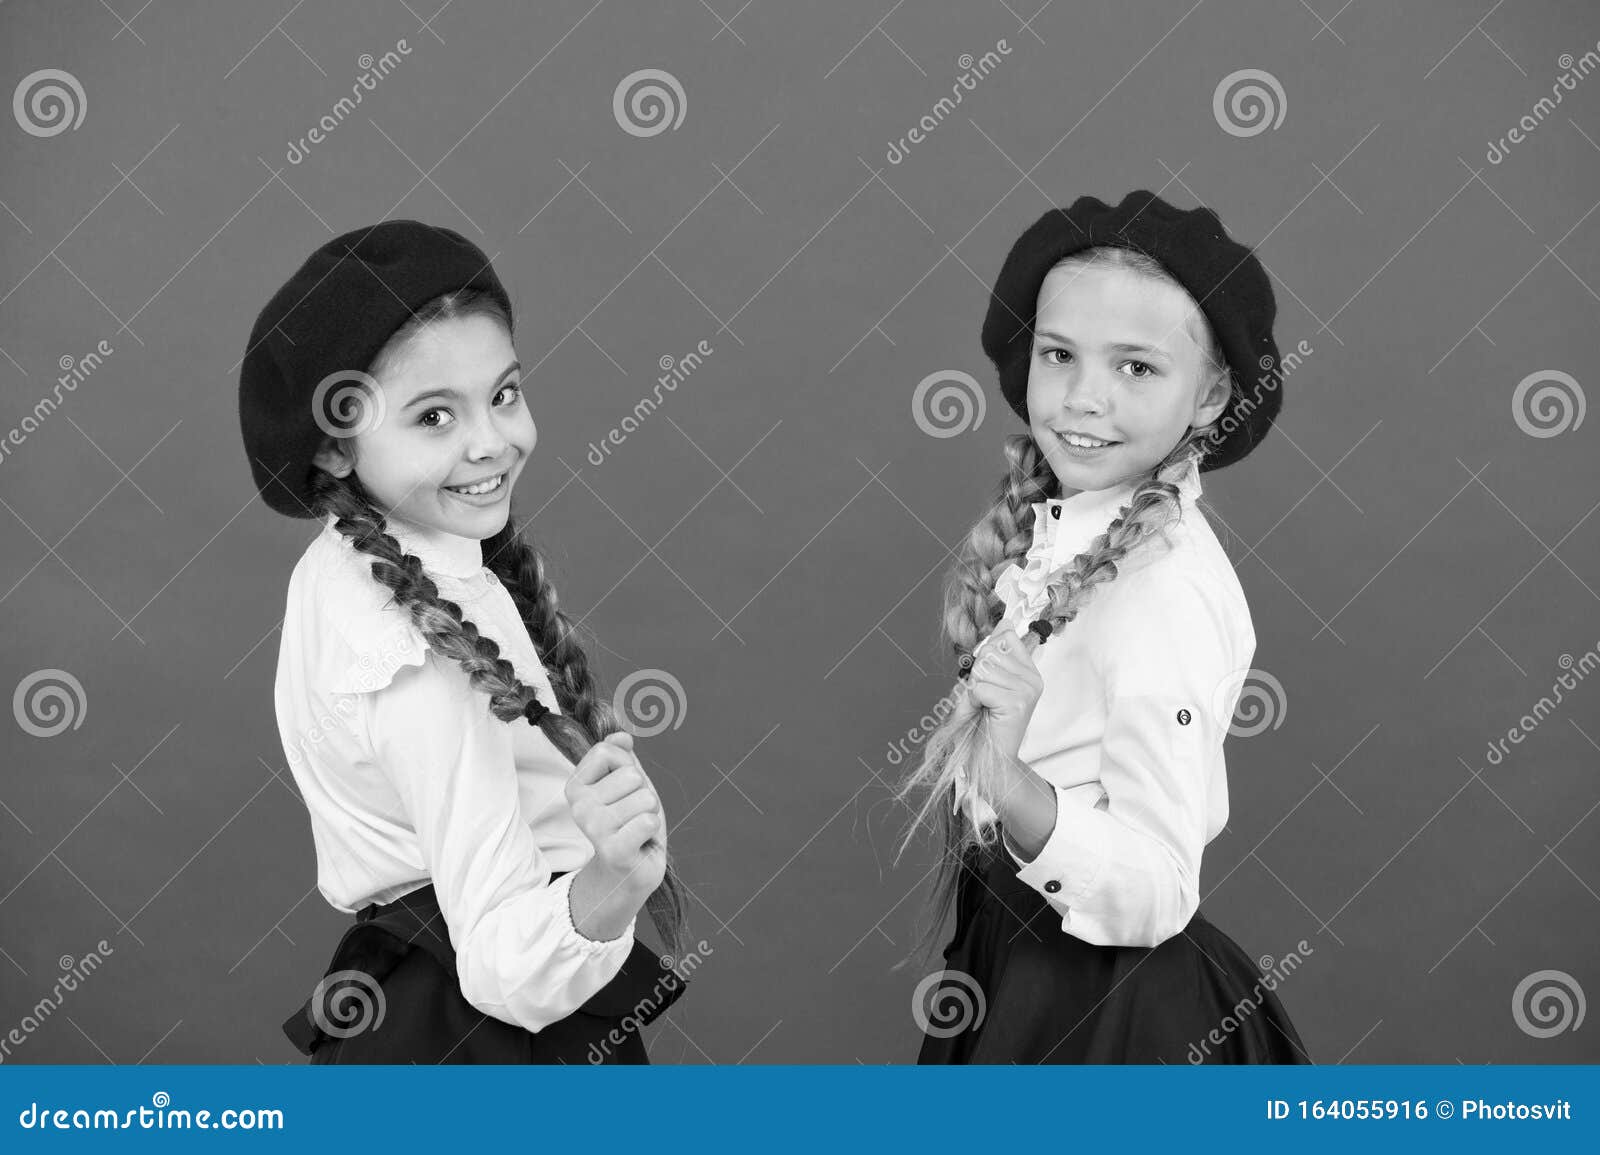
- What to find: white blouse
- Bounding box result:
[272,511,635,1034]
[975,461,1255,948]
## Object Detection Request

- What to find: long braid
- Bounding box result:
[488,527,609,735]
[889,434,1054,952]
[482,516,688,948]
[940,433,1061,670]
[310,468,687,953]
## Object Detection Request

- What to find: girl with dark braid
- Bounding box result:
[240,221,687,1064]
[898,193,1312,1064]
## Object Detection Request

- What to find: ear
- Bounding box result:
[312,437,355,479]
[1191,369,1232,430]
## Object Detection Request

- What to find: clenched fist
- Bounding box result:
[565,732,667,937]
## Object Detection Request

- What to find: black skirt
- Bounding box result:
[917,840,1313,1064]
[281,874,687,1064]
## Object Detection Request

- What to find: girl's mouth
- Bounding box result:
[442,472,507,502]
[1057,431,1120,457]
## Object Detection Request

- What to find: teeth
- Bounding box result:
[446,473,504,495]
[1062,433,1113,448]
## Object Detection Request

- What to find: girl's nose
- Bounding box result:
[465,416,510,460]
[1061,371,1109,414]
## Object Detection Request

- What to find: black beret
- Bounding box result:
[238,220,513,519]
[980,190,1281,472]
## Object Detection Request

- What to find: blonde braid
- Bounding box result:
[1030,427,1211,639]
[940,433,1060,674]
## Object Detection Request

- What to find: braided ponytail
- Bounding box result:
[938,433,1061,665]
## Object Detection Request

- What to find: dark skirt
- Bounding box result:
[282,875,687,1064]
[917,839,1313,1064]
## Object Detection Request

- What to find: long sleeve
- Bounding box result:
[1008,568,1242,948]
[362,649,636,1033]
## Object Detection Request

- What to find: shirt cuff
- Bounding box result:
[1009,783,1111,910]
[551,869,638,952]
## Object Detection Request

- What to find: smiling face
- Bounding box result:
[312,312,536,540]
[1027,260,1231,495]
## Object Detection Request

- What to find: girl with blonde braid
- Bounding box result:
[241,221,688,1063]
[899,192,1312,1064]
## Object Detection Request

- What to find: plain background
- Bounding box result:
[2,0,1596,1063]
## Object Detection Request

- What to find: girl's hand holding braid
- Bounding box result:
[966,631,1045,762]
[964,631,1058,859]
[565,731,668,941]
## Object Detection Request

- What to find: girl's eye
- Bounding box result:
[1040,347,1071,365]
[417,382,522,428]
[1121,360,1157,379]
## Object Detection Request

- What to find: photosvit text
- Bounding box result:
[1265,1098,1571,1121]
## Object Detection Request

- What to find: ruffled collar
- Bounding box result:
[993,460,1204,637]
[1029,460,1203,572]
[321,511,487,581]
